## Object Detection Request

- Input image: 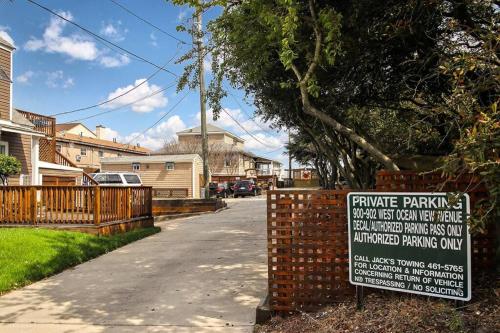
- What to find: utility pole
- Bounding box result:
[195,1,209,198]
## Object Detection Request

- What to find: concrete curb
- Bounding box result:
[154,206,230,222]
[255,293,271,325]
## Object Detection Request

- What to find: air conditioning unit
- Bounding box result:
[76,155,81,162]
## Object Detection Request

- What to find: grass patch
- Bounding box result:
[0,227,160,294]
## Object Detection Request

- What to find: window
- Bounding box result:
[76,155,81,162]
[106,174,123,184]
[55,144,62,153]
[98,150,104,158]
[93,174,106,183]
[165,162,175,170]
[132,163,140,171]
[124,174,141,184]
[0,141,8,155]
[118,153,122,157]
[224,157,232,167]
[80,148,87,156]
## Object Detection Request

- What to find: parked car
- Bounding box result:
[215,183,232,198]
[233,180,261,198]
[209,182,219,197]
[91,172,143,186]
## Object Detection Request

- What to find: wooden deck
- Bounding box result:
[0,186,153,235]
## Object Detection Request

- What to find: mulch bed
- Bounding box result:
[256,279,499,333]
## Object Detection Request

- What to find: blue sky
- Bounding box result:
[0,0,289,165]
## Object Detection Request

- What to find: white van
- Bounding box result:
[90,172,143,187]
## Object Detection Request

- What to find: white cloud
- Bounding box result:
[45,70,74,88]
[99,127,120,141]
[100,21,127,42]
[25,11,98,61]
[24,12,129,68]
[99,54,130,68]
[16,71,35,84]
[0,26,15,47]
[105,115,186,151]
[177,9,188,22]
[103,79,168,113]
[196,107,273,133]
[240,132,285,151]
[150,32,158,47]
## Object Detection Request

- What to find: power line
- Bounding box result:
[223,83,276,134]
[61,82,177,124]
[125,90,191,145]
[51,49,181,117]
[26,0,179,77]
[221,108,280,149]
[108,0,190,45]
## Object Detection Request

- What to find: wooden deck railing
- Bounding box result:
[0,186,152,225]
[17,110,56,137]
[55,151,98,185]
[18,110,57,163]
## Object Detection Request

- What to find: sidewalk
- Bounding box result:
[0,199,268,332]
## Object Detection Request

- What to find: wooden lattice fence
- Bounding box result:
[267,171,496,314]
[267,190,353,313]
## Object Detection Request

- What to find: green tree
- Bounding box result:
[0,155,21,186]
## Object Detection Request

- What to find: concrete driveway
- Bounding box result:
[0,197,268,333]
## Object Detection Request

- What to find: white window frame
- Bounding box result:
[98,150,104,158]
[80,147,87,156]
[0,140,9,155]
[132,162,141,171]
[165,162,175,171]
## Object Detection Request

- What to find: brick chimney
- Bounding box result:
[0,36,14,121]
[95,125,105,139]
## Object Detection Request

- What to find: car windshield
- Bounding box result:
[124,174,141,184]
[236,181,250,187]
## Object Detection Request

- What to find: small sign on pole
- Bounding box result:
[347,192,471,301]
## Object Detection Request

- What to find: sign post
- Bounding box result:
[347,192,471,301]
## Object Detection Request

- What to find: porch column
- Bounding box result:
[31,136,40,185]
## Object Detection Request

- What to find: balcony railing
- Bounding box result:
[18,110,57,164]
[17,110,56,137]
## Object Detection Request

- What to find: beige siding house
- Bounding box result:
[100,154,203,198]
[174,124,258,183]
[56,123,150,173]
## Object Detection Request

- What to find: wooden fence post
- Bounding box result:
[148,187,153,217]
[30,187,37,225]
[94,187,101,225]
[127,187,132,219]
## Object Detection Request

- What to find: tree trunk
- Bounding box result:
[298,86,400,171]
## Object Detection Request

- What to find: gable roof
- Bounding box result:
[101,154,201,164]
[55,123,95,135]
[56,132,151,154]
[177,124,244,142]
